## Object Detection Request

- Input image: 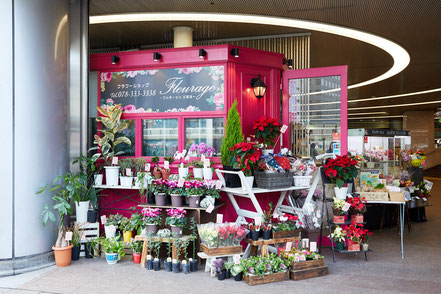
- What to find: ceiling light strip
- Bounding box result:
[348,115,404,120]
[349,100,441,110]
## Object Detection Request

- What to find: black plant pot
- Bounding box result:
[189,260,198,272]
[172,262,181,273]
[262,230,272,240]
[182,263,190,274]
[71,246,80,261]
[223,166,242,188]
[148,191,155,204]
[217,269,226,280]
[146,259,153,270]
[246,231,251,239]
[225,270,231,279]
[153,260,161,271]
[87,210,98,223]
[164,261,172,272]
[233,273,243,281]
[85,243,94,259]
[250,230,260,241]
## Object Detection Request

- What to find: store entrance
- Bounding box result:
[282,66,348,159]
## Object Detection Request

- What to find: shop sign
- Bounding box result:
[100,66,225,113]
[365,129,409,136]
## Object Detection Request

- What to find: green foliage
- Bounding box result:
[220,100,244,166]
[106,213,124,227]
[119,158,135,175]
[69,224,83,247]
[129,240,143,254]
[231,264,243,276]
[133,158,147,174]
[149,240,162,259]
[97,237,126,260]
[240,254,289,277]
[119,217,137,232]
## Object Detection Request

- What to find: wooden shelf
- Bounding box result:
[334,248,372,254]
[244,236,300,246]
[94,184,140,190]
[137,202,226,211]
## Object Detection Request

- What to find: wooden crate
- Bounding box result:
[273,229,300,239]
[389,192,405,201]
[244,271,289,286]
[290,259,324,271]
[76,222,100,257]
[201,244,242,255]
[290,266,328,281]
[357,191,388,201]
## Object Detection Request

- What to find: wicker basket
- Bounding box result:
[254,171,295,189]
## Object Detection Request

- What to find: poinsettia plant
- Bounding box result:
[343,221,364,243]
[229,142,262,176]
[323,155,358,188]
[359,227,373,244]
[347,196,367,215]
[253,116,282,148]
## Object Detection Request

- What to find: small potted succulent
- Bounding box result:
[213,258,226,280]
[141,207,162,234]
[168,180,185,207]
[224,261,233,279]
[329,225,346,251]
[162,156,174,180]
[129,240,143,264]
[165,208,187,238]
[151,156,162,179]
[231,263,243,281]
[150,179,168,206]
[186,180,205,208]
[97,237,126,265]
[151,240,162,271]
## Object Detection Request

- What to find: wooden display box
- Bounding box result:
[244,271,289,286]
[289,266,329,281]
[290,259,324,271]
[273,229,300,239]
[200,244,242,256]
[357,191,389,201]
[389,192,405,201]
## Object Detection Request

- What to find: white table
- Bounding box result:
[367,200,406,259]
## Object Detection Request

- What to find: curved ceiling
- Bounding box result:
[89,0,441,119]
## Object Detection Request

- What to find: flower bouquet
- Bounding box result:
[198,223,246,254]
[165,208,187,237]
[141,207,162,234]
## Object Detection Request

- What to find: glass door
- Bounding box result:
[282,66,348,158]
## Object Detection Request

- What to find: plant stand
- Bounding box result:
[74,222,99,257]
[197,251,244,273]
[243,236,300,258]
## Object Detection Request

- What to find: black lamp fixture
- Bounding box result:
[153,52,162,61]
[111,55,120,64]
[287,59,293,69]
[250,74,267,100]
[230,48,239,58]
[199,49,207,58]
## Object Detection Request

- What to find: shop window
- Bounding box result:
[114,120,136,157]
[142,119,178,157]
[185,118,224,155]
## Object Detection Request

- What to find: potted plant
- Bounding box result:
[70,224,83,261]
[323,155,358,199]
[347,196,367,223]
[186,180,205,208]
[162,156,174,180]
[248,223,261,241]
[119,158,134,187]
[37,174,74,267]
[181,240,191,274]
[97,237,126,264]
[261,223,272,240]
[360,227,373,251]
[150,179,168,206]
[333,197,348,224]
[141,207,162,234]
[129,212,144,235]
[224,261,233,279]
[174,150,190,178]
[151,240,162,271]
[145,233,154,270]
[231,263,243,281]
[329,226,346,251]
[344,222,363,251]
[172,238,183,273]
[229,141,262,190]
[220,100,244,188]
[84,239,96,259]
[189,159,204,178]
[104,214,124,239]
[213,258,226,280]
[189,217,198,272]
[203,180,221,205]
[129,240,143,264]
[253,116,282,154]
[165,208,187,237]
[120,217,136,242]
[168,180,185,207]
[164,237,173,272]
[92,104,132,186]
[272,213,301,238]
[151,156,161,179]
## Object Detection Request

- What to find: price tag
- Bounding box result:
[201,154,206,162]
[280,125,288,133]
[177,178,185,187]
[125,168,131,177]
[145,163,151,171]
[101,215,107,225]
[233,255,241,264]
[254,216,262,226]
[81,234,86,241]
[302,238,309,249]
[204,159,210,168]
[310,242,317,252]
[112,157,118,165]
[342,202,351,212]
[164,161,169,169]
[65,232,72,241]
[286,242,292,251]
[216,214,223,223]
[215,181,223,189]
[206,204,215,213]
[423,197,428,201]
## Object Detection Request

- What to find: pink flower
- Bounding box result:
[186,106,196,112]
[147,70,158,75]
[124,104,136,113]
[106,98,114,104]
[100,72,113,82]
[126,71,137,78]
[213,93,224,107]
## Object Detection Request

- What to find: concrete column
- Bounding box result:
[173,26,193,48]
[403,111,435,152]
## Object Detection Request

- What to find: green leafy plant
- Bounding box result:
[69,223,83,247]
[119,158,135,176]
[150,240,162,260]
[231,264,243,277]
[240,254,289,277]
[224,261,234,271]
[92,104,132,164]
[151,156,160,170]
[134,158,147,174]
[106,213,124,227]
[97,237,126,260]
[189,217,197,260]
[71,153,102,209]
[120,217,137,232]
[220,100,244,166]
[129,240,143,254]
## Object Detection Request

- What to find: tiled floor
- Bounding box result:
[1,180,441,294]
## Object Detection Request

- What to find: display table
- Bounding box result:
[243,236,300,258]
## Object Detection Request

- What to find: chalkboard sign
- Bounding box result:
[99,66,225,113]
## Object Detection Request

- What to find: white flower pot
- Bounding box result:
[241,176,254,191]
[134,173,150,188]
[334,187,348,199]
[362,243,369,251]
[193,168,203,179]
[205,195,215,205]
[94,174,103,186]
[293,175,312,187]
[104,225,117,238]
[262,149,274,156]
[75,200,89,223]
[203,168,213,180]
[120,176,133,187]
[178,167,189,178]
[104,166,120,186]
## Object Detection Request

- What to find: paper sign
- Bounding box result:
[177,178,185,187]
[247,137,251,142]
[206,204,215,213]
[126,168,131,176]
[302,238,309,249]
[332,133,341,141]
[254,216,262,226]
[81,234,86,241]
[233,255,241,264]
[342,202,351,212]
[425,180,433,191]
[145,163,151,171]
[280,124,288,133]
[216,214,223,223]
[65,232,72,241]
[101,215,107,225]
[204,159,210,168]
[164,161,169,169]
[112,157,118,165]
[215,181,223,189]
[201,154,206,162]
[310,242,317,252]
[286,242,292,251]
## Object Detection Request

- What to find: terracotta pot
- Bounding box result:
[333,215,345,224]
[153,170,162,179]
[162,170,171,180]
[170,194,183,207]
[133,253,141,264]
[52,244,73,267]
[188,195,200,208]
[351,214,364,223]
[170,225,183,237]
